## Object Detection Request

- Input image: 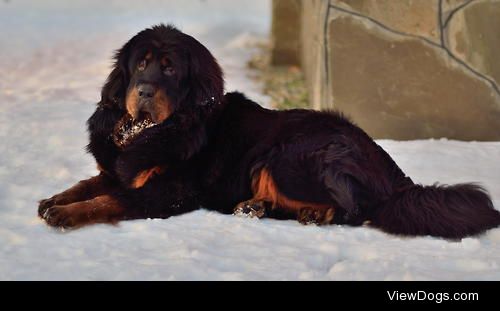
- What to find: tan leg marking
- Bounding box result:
[43,195,126,229]
[131,166,166,189]
[38,173,118,217]
[252,168,332,212]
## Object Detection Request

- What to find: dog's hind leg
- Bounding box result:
[234,137,379,225]
[38,172,119,217]
[234,168,337,225]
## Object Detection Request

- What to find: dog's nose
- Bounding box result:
[137,84,156,99]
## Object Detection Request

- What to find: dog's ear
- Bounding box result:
[99,40,134,109]
[184,35,224,106]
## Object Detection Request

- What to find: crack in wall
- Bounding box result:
[324,2,332,85]
[442,0,475,29]
[328,4,444,49]
[438,0,445,47]
[326,2,500,98]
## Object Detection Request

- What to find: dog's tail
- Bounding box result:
[370,183,500,239]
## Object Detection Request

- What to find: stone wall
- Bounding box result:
[271,0,302,65]
[271,0,500,140]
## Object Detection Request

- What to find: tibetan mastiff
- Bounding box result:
[38,24,500,239]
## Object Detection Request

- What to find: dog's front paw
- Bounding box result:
[38,197,57,217]
[38,195,71,218]
[41,205,85,229]
[38,192,78,218]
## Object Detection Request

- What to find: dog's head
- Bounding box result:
[100,24,224,124]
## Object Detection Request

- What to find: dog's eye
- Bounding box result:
[137,60,147,71]
[163,66,175,76]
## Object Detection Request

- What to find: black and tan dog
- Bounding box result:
[39,25,500,239]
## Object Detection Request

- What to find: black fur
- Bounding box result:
[371,183,500,238]
[42,24,500,239]
[83,24,224,219]
[196,93,500,238]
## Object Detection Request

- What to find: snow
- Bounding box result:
[114,115,157,148]
[1,0,500,281]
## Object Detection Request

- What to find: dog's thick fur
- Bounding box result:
[39,24,500,239]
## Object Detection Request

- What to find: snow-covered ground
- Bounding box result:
[1,0,500,281]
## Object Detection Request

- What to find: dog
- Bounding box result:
[39,24,500,239]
